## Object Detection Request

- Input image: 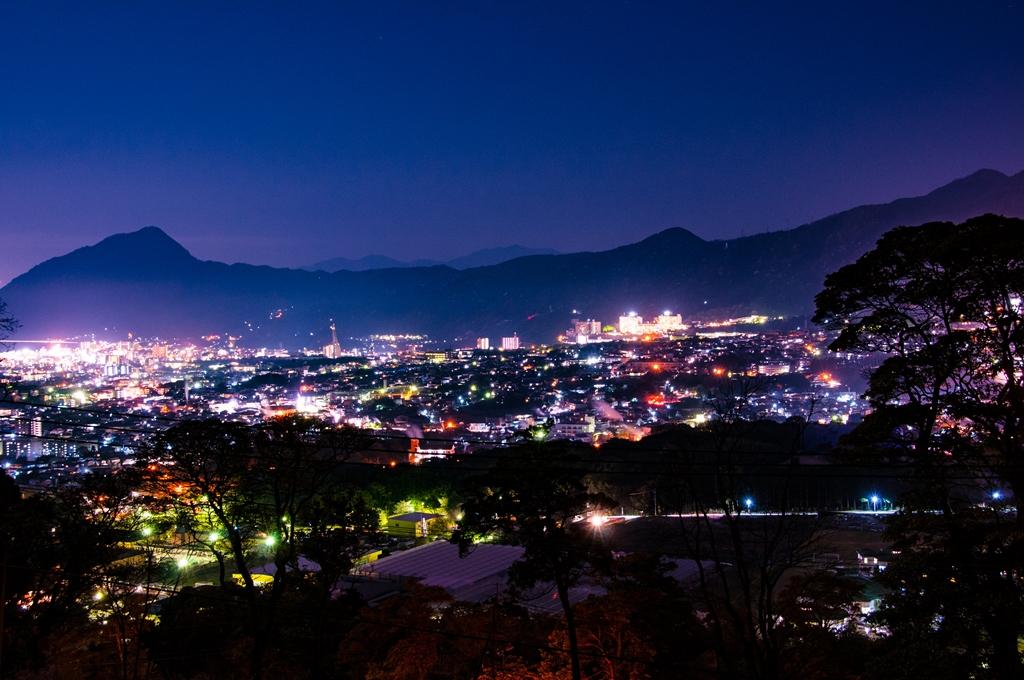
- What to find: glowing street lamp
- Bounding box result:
[743,497,754,511]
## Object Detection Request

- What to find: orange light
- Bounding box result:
[818,372,832,382]
[388,460,397,468]
[651,363,661,372]
[712,367,725,377]
[444,420,457,430]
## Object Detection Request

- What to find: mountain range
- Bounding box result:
[309,245,561,272]
[3,168,1023,345]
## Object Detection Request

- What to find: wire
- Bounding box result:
[1,397,865,457]
[5,430,1012,482]
[1,409,1014,479]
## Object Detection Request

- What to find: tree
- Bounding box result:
[0,470,144,678]
[146,416,372,677]
[0,297,16,344]
[814,214,1024,677]
[814,214,1024,508]
[655,380,824,679]
[453,443,616,680]
[536,554,713,679]
[146,420,264,593]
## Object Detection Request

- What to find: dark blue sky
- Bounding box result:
[1,1,1022,283]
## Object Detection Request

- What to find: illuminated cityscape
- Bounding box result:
[0,313,870,475]
[2,3,1023,679]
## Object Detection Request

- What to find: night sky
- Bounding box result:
[1,1,1022,284]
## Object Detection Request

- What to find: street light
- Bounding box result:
[743,497,754,511]
[870,494,880,511]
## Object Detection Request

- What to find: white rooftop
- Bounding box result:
[358,541,524,590]
[355,541,602,613]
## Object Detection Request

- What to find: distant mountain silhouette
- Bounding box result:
[309,245,560,272]
[4,169,1024,344]
[445,245,561,269]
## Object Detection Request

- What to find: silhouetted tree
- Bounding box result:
[815,214,1024,677]
[0,298,16,344]
[0,471,144,678]
[656,381,823,680]
[454,443,616,680]
[146,416,371,677]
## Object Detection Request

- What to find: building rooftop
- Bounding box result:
[360,540,524,590]
[388,512,444,522]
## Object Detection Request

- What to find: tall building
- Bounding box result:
[476,337,491,350]
[654,311,684,332]
[618,310,684,335]
[30,416,43,438]
[324,321,343,359]
[501,335,520,351]
[570,318,602,336]
[618,312,643,335]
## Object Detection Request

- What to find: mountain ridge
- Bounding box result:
[309,244,561,272]
[4,169,1023,345]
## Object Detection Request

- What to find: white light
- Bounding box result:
[743,497,753,509]
[589,514,608,527]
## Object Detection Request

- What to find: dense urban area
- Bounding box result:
[0,311,872,479]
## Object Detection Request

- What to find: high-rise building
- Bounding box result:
[476,337,491,350]
[30,416,43,438]
[618,312,643,335]
[324,322,343,359]
[501,335,520,351]
[570,319,602,336]
[654,311,684,332]
[618,310,684,335]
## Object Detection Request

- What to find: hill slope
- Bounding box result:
[3,169,1023,345]
[309,245,560,272]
